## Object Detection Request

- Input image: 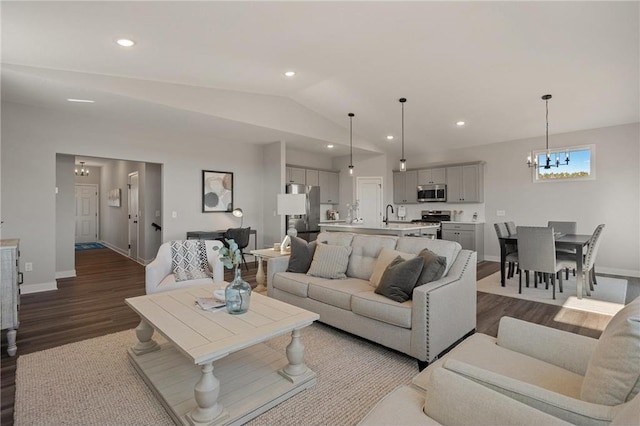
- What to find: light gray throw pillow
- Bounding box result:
[307,243,352,279]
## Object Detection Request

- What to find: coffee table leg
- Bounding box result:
[187,362,227,425]
[280,328,310,383]
[132,319,160,355]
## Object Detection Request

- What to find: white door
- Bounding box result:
[128,172,139,261]
[75,184,98,243]
[356,177,383,226]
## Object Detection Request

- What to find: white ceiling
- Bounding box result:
[2,1,638,158]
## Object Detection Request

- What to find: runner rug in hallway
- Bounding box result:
[74,242,106,250]
[15,323,417,426]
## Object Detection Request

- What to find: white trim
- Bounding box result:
[20,281,58,294]
[55,270,76,279]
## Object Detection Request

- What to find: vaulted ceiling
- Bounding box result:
[2,1,638,158]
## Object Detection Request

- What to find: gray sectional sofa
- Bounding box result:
[266,232,477,365]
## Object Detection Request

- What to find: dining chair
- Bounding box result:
[516,226,564,299]
[548,220,577,279]
[494,223,519,280]
[221,227,252,271]
[558,224,605,295]
[505,221,517,236]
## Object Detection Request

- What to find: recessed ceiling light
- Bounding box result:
[456,121,466,126]
[327,144,334,149]
[116,38,135,47]
[284,71,296,77]
[67,98,95,103]
[386,135,394,140]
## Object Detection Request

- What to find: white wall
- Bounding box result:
[2,101,268,292]
[286,148,334,171]
[143,162,162,262]
[262,141,285,247]
[55,154,76,278]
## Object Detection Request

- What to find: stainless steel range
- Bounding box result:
[411,210,452,239]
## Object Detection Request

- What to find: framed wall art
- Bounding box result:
[202,170,233,212]
[108,188,121,207]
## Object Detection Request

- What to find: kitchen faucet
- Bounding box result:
[384,204,394,225]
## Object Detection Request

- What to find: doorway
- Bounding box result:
[75,184,98,243]
[356,177,383,226]
[128,172,139,262]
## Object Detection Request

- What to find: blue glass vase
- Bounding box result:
[225,267,251,314]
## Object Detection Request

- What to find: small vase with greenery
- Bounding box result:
[214,239,251,314]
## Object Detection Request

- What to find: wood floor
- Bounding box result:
[0,248,628,425]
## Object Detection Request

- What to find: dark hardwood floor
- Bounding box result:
[0,248,631,425]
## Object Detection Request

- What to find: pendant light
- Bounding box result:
[348,113,355,176]
[399,98,407,172]
[75,161,89,176]
[527,94,570,169]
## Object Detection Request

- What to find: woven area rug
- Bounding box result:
[15,323,417,426]
[477,271,627,316]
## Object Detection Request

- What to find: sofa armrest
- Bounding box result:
[266,256,290,296]
[411,249,477,362]
[424,366,572,425]
[145,243,172,294]
[443,358,621,425]
[497,316,598,376]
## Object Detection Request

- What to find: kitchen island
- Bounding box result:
[319,223,439,237]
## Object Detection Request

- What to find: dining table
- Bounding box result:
[498,233,593,299]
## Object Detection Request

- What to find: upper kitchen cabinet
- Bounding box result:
[286,167,306,184]
[393,170,418,204]
[319,171,339,204]
[305,169,319,186]
[417,168,446,185]
[446,163,484,203]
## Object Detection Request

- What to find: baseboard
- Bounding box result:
[99,240,129,257]
[483,255,639,278]
[20,281,58,294]
[55,270,76,279]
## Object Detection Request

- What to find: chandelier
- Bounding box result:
[75,161,89,176]
[527,94,570,169]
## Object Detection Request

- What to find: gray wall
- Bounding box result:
[55,154,76,277]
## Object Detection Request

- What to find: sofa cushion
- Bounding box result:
[286,236,317,273]
[272,271,332,298]
[416,248,447,286]
[307,243,352,279]
[369,248,416,288]
[412,333,584,399]
[581,296,640,405]
[396,238,462,277]
[347,235,398,280]
[375,256,425,303]
[352,290,412,328]
[307,278,372,310]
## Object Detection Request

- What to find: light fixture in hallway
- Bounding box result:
[75,161,89,176]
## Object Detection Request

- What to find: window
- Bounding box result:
[533,145,595,182]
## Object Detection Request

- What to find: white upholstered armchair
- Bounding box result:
[145,240,224,294]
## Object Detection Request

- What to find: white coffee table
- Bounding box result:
[250,248,290,292]
[125,282,319,425]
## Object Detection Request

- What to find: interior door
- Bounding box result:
[356,177,383,226]
[75,184,98,243]
[128,172,139,261]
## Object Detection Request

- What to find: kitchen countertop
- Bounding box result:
[441,221,485,225]
[319,222,439,237]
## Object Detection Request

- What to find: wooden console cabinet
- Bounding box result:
[1,239,21,356]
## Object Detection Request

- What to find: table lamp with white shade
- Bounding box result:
[277,193,307,251]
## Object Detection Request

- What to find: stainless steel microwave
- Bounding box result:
[417,184,447,202]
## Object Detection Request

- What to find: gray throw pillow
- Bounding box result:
[286,236,317,273]
[416,248,447,286]
[374,256,424,303]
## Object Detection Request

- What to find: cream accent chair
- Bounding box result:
[145,240,224,294]
[406,296,640,426]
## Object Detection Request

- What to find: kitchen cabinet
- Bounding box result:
[418,168,446,185]
[319,170,339,204]
[305,169,319,186]
[393,170,418,204]
[1,239,20,356]
[286,167,306,184]
[441,223,484,261]
[446,163,484,202]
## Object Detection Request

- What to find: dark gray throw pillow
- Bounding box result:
[374,256,424,303]
[415,248,447,286]
[286,236,318,273]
